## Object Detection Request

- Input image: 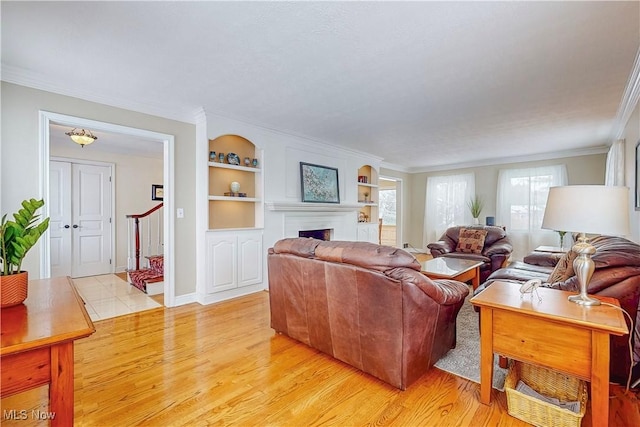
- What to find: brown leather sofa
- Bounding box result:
[478,235,640,385]
[427,225,513,284]
[268,238,470,390]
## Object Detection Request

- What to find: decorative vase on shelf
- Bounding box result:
[473,217,480,225]
[230,181,240,193]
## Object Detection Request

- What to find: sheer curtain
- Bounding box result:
[424,173,475,247]
[605,139,625,186]
[496,165,568,260]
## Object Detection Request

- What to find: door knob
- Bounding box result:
[64,225,70,229]
[72,224,79,229]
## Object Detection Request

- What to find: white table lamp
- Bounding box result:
[541,185,630,306]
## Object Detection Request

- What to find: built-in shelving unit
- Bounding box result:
[356,165,379,243]
[208,135,263,230]
[357,165,379,224]
[204,134,264,303]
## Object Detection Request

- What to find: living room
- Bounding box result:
[2,2,640,426]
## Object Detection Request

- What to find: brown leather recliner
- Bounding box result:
[479,235,640,385]
[427,225,513,284]
[268,238,470,390]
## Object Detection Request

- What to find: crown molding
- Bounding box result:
[1,65,197,124]
[380,161,411,173]
[408,145,610,174]
[612,46,640,140]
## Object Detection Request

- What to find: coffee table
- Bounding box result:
[420,257,484,290]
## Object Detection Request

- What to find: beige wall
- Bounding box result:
[622,102,640,243]
[1,82,196,296]
[402,153,607,248]
[50,146,164,272]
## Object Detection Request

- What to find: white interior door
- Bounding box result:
[50,161,112,278]
[50,161,72,278]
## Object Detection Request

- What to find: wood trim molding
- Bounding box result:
[612,46,640,140]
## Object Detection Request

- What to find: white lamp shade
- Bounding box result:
[541,185,630,236]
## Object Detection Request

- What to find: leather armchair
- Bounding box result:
[479,235,640,385]
[427,225,513,284]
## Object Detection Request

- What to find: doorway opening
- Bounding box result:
[379,176,403,248]
[39,111,176,307]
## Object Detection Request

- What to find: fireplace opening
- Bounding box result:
[299,228,332,241]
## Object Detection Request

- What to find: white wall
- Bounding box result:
[1,82,197,297]
[49,146,164,271]
[621,102,640,243]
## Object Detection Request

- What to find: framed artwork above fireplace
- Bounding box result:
[300,162,340,203]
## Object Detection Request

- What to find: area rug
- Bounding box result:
[434,290,508,390]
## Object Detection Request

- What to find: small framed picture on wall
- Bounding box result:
[152,184,164,201]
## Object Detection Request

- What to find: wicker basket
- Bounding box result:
[504,361,587,427]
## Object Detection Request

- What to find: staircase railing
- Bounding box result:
[126,203,164,271]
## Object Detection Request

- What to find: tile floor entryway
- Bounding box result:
[73,274,162,321]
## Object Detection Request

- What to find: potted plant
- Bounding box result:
[468,195,484,225]
[0,199,50,307]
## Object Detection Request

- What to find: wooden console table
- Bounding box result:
[471,281,628,427]
[1,276,95,426]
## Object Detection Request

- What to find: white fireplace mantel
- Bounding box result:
[265,201,364,212]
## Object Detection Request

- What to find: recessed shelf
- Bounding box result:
[357,182,378,188]
[208,162,261,173]
[209,196,260,202]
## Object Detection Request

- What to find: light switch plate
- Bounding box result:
[176,208,184,218]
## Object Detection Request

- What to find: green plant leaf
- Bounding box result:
[1,198,48,275]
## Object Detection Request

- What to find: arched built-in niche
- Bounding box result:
[208,135,263,230]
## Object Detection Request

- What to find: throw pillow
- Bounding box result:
[547,250,578,283]
[456,228,488,254]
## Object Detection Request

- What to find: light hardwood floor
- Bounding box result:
[2,291,638,426]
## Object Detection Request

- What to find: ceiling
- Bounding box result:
[49,124,163,159]
[2,2,639,170]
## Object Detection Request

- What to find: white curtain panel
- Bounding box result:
[605,139,625,186]
[424,173,475,247]
[496,165,568,260]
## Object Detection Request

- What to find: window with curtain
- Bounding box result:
[496,165,568,260]
[424,173,475,246]
[605,139,625,186]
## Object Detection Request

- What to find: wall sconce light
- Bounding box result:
[65,128,97,147]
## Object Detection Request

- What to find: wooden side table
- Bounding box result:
[1,276,95,426]
[470,281,628,427]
